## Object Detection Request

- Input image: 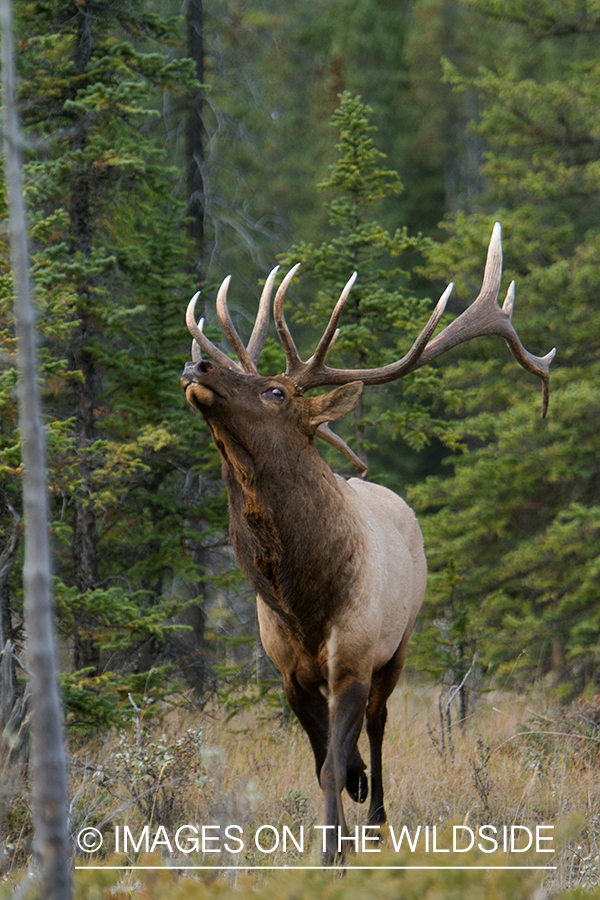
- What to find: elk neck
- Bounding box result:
[213,422,364,646]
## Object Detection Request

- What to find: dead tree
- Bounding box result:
[1,0,71,896]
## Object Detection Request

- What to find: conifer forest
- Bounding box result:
[3,0,600,896]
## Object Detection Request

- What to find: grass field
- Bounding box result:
[3,681,600,898]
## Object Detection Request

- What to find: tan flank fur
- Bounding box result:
[181,223,554,864]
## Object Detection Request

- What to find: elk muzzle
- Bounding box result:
[181,360,216,408]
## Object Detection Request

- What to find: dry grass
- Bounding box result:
[3,682,600,897]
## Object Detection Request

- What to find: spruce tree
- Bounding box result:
[279,92,454,480]
[0,0,228,725]
[409,0,600,695]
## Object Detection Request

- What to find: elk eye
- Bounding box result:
[263,386,285,402]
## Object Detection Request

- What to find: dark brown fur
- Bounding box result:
[195,369,361,641]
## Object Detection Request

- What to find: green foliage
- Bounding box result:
[0,1,228,724]
[215,663,288,725]
[59,665,176,730]
[411,560,477,688]
[67,846,557,900]
[278,92,451,480]
[410,0,600,694]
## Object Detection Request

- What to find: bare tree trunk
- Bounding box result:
[187,0,205,283]
[1,1,71,896]
[69,1,101,673]
[181,470,207,694]
[0,504,20,647]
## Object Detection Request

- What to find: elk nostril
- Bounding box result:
[182,359,213,383]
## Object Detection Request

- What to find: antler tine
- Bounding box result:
[308,272,358,371]
[186,292,243,373]
[295,281,452,390]
[247,265,279,365]
[503,280,515,319]
[216,276,257,373]
[501,280,555,417]
[315,423,369,476]
[306,328,341,367]
[481,219,502,297]
[412,223,555,417]
[191,331,202,362]
[273,263,303,376]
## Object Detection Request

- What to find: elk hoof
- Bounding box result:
[346,767,368,803]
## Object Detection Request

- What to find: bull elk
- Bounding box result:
[180,224,554,864]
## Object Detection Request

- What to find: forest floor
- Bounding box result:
[3,681,600,898]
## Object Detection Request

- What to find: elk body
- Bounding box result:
[181,225,554,864]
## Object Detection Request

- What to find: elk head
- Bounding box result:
[181,223,555,473]
[184,357,364,484]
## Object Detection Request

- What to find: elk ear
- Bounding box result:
[307,382,363,428]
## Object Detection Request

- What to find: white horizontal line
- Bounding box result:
[75,865,557,871]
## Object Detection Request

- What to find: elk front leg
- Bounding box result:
[283,672,366,799]
[319,679,369,864]
[283,673,330,780]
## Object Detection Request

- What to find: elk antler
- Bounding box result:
[315,423,368,476]
[275,272,452,390]
[185,263,369,472]
[411,226,555,417]
[186,266,280,373]
[185,223,554,475]
[273,223,555,416]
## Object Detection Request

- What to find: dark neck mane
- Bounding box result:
[221,439,361,645]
